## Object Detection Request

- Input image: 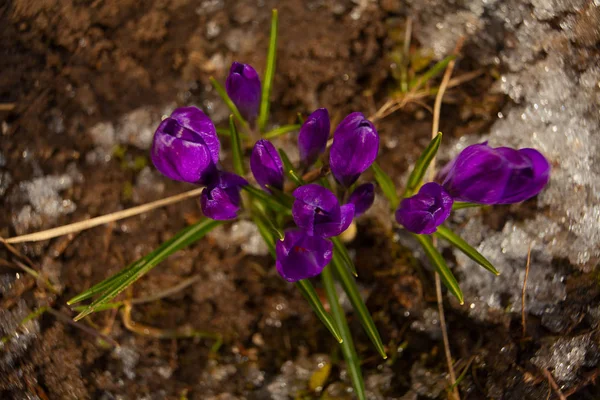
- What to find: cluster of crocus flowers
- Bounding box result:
[151,62,378,283]
[395,142,551,234]
[252,110,378,282]
[150,106,248,221]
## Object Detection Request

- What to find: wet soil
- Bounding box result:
[1,1,599,399]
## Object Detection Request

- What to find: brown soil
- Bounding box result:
[1,1,598,399]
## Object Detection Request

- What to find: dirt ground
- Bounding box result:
[1,0,599,399]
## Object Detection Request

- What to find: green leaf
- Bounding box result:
[296,279,344,344]
[322,266,366,400]
[253,214,343,344]
[279,148,305,186]
[229,115,245,176]
[405,132,442,196]
[435,225,499,275]
[263,124,300,139]
[331,253,387,359]
[371,162,399,209]
[69,219,223,320]
[242,185,290,213]
[331,237,357,277]
[452,201,483,211]
[409,55,456,90]
[210,77,249,130]
[258,9,278,132]
[412,233,464,304]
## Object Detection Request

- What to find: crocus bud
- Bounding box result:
[298,108,330,166]
[347,183,375,217]
[151,107,220,184]
[276,229,333,282]
[438,143,550,204]
[330,112,379,187]
[292,184,354,238]
[200,172,248,220]
[395,182,453,234]
[250,139,284,192]
[225,62,261,123]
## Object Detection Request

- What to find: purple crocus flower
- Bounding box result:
[276,229,333,282]
[200,171,248,220]
[395,182,453,234]
[151,106,220,184]
[329,112,379,187]
[225,62,261,123]
[292,184,354,238]
[298,108,330,166]
[438,143,550,204]
[250,139,284,192]
[348,183,375,217]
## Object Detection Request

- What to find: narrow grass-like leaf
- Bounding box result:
[412,233,464,304]
[371,162,399,209]
[210,77,249,130]
[331,253,387,359]
[216,127,249,140]
[435,225,499,275]
[322,266,366,400]
[264,185,295,209]
[409,55,456,90]
[279,148,305,186]
[253,213,343,344]
[258,9,278,132]
[405,132,442,196]
[242,185,289,213]
[71,219,222,320]
[296,279,344,344]
[68,257,147,304]
[452,201,483,210]
[264,124,300,139]
[229,115,245,176]
[331,236,357,277]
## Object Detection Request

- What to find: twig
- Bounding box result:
[430,38,464,400]
[563,367,600,397]
[130,275,200,305]
[45,308,119,347]
[542,368,567,400]
[521,242,533,338]
[0,103,16,111]
[2,187,205,244]
[121,302,222,352]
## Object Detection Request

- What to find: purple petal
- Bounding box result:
[395,182,453,234]
[291,200,317,235]
[250,139,284,192]
[200,172,248,220]
[499,148,551,203]
[169,106,220,165]
[440,142,550,204]
[314,203,355,238]
[275,230,333,282]
[330,112,379,187]
[441,143,511,204]
[396,208,436,234]
[225,62,261,122]
[151,121,216,184]
[347,183,375,217]
[298,108,330,166]
[292,184,339,214]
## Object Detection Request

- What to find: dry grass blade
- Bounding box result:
[521,242,533,338]
[429,37,464,400]
[2,187,204,244]
[542,368,567,400]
